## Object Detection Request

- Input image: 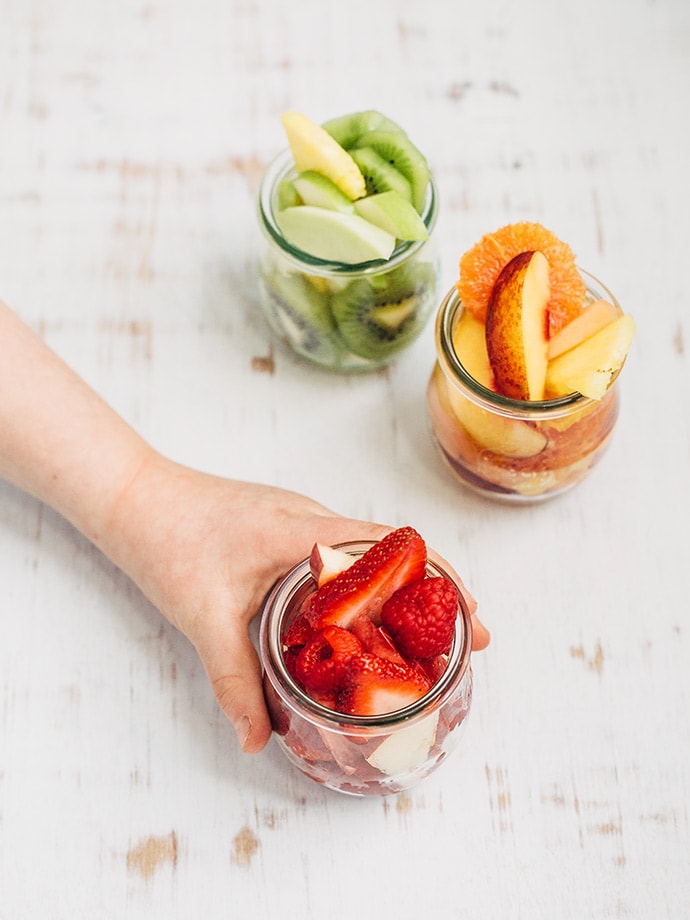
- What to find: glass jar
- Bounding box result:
[427,272,623,502]
[256,149,440,372]
[259,541,473,796]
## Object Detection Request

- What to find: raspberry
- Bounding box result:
[381,577,458,659]
[295,626,363,696]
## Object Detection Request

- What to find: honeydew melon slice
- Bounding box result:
[281,110,366,200]
[276,206,396,264]
[354,190,428,241]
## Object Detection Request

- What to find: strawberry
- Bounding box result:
[381,576,458,659]
[306,526,427,630]
[338,653,430,717]
[283,612,315,650]
[295,626,363,697]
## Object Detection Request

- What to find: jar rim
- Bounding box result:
[436,270,621,416]
[259,540,473,729]
[257,147,439,277]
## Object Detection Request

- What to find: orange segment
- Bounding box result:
[457,221,587,336]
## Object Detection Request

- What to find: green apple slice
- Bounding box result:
[276,206,396,263]
[292,170,355,213]
[354,190,428,241]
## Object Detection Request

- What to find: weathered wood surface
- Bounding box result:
[1,0,688,916]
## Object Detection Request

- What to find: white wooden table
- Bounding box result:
[1,1,689,916]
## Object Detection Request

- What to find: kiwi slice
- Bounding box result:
[321,110,405,149]
[352,130,430,214]
[349,147,412,203]
[262,270,345,364]
[330,262,436,361]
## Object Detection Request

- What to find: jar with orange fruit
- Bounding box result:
[427,222,635,501]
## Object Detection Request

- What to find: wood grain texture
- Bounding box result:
[1,0,689,917]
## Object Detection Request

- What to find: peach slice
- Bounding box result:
[485,250,550,400]
[434,370,547,462]
[451,310,496,389]
[546,314,636,399]
[547,299,620,360]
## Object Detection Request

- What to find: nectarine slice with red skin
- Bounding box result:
[485,250,550,401]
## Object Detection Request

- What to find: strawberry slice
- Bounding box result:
[381,576,458,659]
[306,526,427,630]
[338,653,431,717]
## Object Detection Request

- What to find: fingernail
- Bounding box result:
[235,715,252,750]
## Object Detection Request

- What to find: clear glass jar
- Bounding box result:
[256,149,440,372]
[427,272,623,502]
[259,541,473,796]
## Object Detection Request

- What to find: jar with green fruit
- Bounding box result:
[256,110,440,372]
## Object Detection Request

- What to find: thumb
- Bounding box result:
[194,624,273,754]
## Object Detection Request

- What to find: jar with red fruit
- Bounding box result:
[259,539,473,797]
[427,271,626,502]
[256,147,439,373]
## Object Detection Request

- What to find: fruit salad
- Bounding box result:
[427,222,635,500]
[259,528,474,796]
[257,110,439,371]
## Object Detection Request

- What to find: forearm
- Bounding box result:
[0,299,154,550]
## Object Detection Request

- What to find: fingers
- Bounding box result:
[470,613,491,651]
[194,624,273,754]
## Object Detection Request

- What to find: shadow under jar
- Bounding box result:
[257,149,439,372]
[259,542,473,796]
[427,272,623,502]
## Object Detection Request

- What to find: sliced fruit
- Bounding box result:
[457,221,586,335]
[282,613,315,651]
[291,170,355,213]
[547,298,620,359]
[351,613,408,667]
[352,130,430,213]
[433,364,548,459]
[349,147,413,202]
[338,653,430,716]
[281,109,366,200]
[353,190,428,241]
[276,178,301,210]
[330,262,435,361]
[451,310,496,390]
[366,712,439,774]
[276,206,396,263]
[309,543,355,587]
[306,526,427,630]
[380,576,458,660]
[263,270,342,362]
[545,314,635,399]
[485,250,551,400]
[322,110,405,148]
